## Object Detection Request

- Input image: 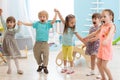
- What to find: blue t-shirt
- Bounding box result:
[62,28,76,46]
[33,21,53,41]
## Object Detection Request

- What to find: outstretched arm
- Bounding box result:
[51,9,57,24]
[55,9,65,24]
[84,28,101,40]
[18,20,33,27]
[75,32,86,44]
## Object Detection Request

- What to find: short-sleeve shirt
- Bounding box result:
[62,28,76,46]
[33,21,53,41]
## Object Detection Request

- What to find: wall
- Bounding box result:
[74,0,120,39]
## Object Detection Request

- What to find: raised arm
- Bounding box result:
[51,9,57,24]
[55,9,65,24]
[0,9,6,30]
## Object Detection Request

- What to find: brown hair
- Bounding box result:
[38,10,48,20]
[92,13,101,19]
[64,14,75,34]
[102,9,114,22]
[6,16,16,28]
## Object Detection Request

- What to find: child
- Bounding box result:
[84,9,115,80]
[55,9,85,74]
[19,10,57,74]
[2,16,23,74]
[85,13,101,76]
[0,8,6,41]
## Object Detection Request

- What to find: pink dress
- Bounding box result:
[97,23,114,60]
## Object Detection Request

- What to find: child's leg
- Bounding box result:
[61,46,68,73]
[86,55,96,76]
[6,56,12,74]
[91,55,96,70]
[13,57,23,74]
[67,46,74,74]
[33,42,43,65]
[97,58,106,80]
[102,60,113,80]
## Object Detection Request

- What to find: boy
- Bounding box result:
[19,10,57,74]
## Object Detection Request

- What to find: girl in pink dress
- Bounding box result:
[84,9,115,80]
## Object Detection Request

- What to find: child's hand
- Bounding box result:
[17,20,22,26]
[54,8,59,13]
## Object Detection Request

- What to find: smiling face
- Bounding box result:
[6,16,16,29]
[68,18,76,28]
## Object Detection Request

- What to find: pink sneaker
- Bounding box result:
[61,69,67,73]
[66,70,74,74]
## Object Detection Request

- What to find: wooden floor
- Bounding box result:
[0,45,120,80]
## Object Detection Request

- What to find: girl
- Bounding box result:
[2,16,23,74]
[84,9,115,80]
[55,9,85,74]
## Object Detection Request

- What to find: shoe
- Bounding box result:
[61,69,67,73]
[96,74,101,79]
[66,70,74,74]
[86,70,95,76]
[37,65,43,72]
[43,66,48,74]
[7,69,12,74]
[17,70,23,75]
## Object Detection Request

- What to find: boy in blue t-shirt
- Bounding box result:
[19,10,57,74]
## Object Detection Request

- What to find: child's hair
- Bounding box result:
[92,13,101,19]
[38,10,48,20]
[6,16,16,28]
[0,8,2,12]
[64,14,75,33]
[102,9,114,22]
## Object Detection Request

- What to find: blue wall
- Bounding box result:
[74,0,120,39]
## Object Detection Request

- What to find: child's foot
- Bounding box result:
[86,70,95,76]
[96,74,101,79]
[66,70,74,74]
[7,69,12,74]
[37,65,43,72]
[17,70,23,75]
[61,68,67,73]
[43,66,48,74]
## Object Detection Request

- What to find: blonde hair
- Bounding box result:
[38,10,48,20]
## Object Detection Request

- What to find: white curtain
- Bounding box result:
[0,0,34,41]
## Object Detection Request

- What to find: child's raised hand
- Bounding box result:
[54,8,59,13]
[17,20,22,26]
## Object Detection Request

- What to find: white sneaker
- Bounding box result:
[96,74,101,79]
[86,70,95,76]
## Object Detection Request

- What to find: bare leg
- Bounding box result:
[91,55,96,70]
[102,60,113,80]
[6,56,12,74]
[97,58,106,80]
